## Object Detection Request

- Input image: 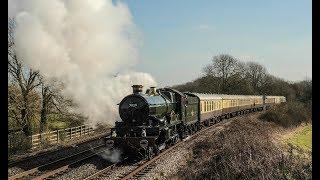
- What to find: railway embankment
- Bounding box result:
[135,112,311,180]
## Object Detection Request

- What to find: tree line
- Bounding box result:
[172,54,312,105]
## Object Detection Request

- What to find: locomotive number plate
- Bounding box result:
[129,103,137,107]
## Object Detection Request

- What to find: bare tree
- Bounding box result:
[39,77,53,132]
[8,84,41,136]
[8,18,41,136]
[38,77,70,132]
[245,62,267,93]
[203,54,242,93]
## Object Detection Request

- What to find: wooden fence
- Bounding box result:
[30,124,94,150]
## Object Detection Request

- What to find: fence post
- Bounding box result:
[57,130,59,144]
[30,135,33,151]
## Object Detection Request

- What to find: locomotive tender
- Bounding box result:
[105,85,286,159]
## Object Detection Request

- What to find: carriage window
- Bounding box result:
[203,102,205,112]
[202,102,205,112]
[205,101,207,112]
[201,102,203,112]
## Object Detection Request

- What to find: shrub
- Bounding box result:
[176,118,311,180]
[259,102,310,127]
[8,132,32,156]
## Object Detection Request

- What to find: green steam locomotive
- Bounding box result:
[105,85,285,160]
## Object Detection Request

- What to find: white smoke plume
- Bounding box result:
[9,0,157,126]
[99,148,122,163]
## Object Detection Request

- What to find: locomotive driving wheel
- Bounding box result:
[154,145,160,155]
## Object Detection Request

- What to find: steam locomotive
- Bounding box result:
[105,85,286,159]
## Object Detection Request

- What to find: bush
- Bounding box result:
[176,118,311,180]
[259,102,310,127]
[8,132,32,156]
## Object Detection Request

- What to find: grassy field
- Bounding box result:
[284,124,312,152]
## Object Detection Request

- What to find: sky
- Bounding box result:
[121,0,312,87]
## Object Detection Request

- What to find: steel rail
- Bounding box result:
[82,109,264,180]
[8,144,105,180]
[9,132,110,168]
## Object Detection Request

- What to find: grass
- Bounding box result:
[49,121,68,130]
[284,124,312,152]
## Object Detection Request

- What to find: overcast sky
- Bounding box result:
[126,0,311,86]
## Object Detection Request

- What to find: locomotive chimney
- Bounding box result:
[150,86,157,95]
[132,85,143,94]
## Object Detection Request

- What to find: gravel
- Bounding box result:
[56,160,101,180]
[8,133,107,177]
[55,155,144,180]
[8,167,24,177]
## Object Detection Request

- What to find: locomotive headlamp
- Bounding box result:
[106,139,114,148]
[140,139,148,148]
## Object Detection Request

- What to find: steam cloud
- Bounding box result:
[9,0,157,126]
[99,148,122,163]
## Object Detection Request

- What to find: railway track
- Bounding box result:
[9,110,263,180]
[9,132,110,168]
[8,144,106,180]
[84,112,242,180]
[119,122,220,180]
